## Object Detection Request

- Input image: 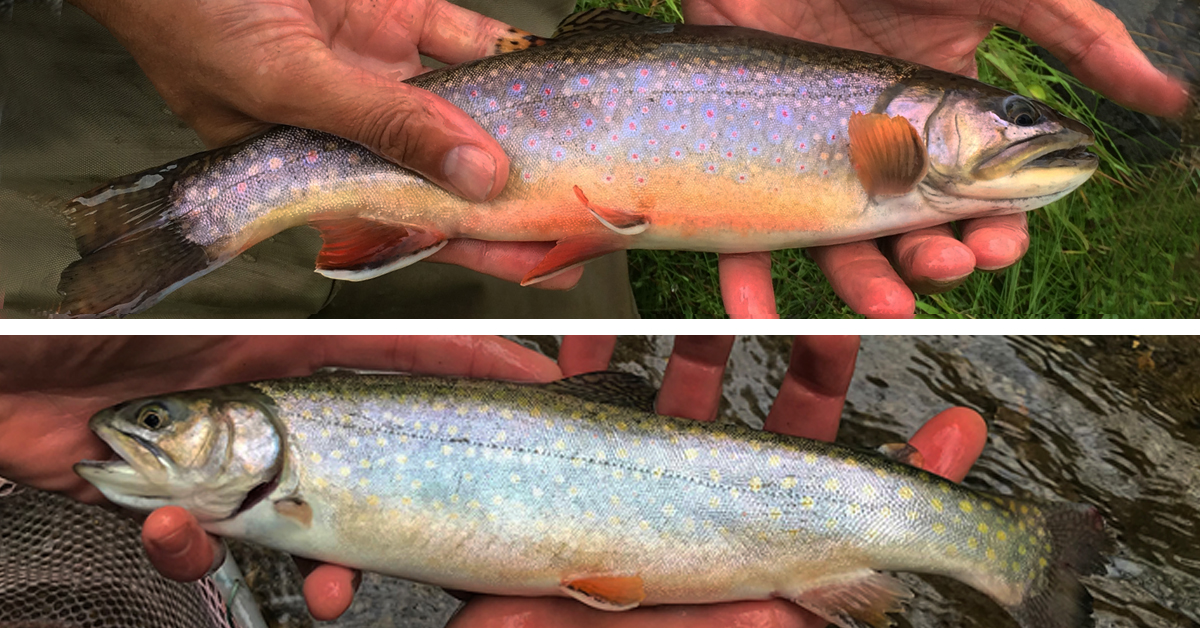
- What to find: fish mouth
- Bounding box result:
[974,133,1097,181]
[74,419,170,493]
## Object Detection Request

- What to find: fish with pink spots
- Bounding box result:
[55,9,1097,317]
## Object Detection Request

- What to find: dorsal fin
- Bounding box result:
[552,9,663,40]
[540,371,658,413]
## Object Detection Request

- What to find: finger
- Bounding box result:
[765,336,860,441]
[428,239,584,290]
[656,337,736,422]
[258,43,507,202]
[303,563,362,621]
[958,214,1029,271]
[558,336,618,377]
[718,253,778,319]
[142,506,225,582]
[906,407,989,482]
[988,0,1189,117]
[447,596,818,628]
[885,224,975,294]
[418,0,544,64]
[810,241,915,318]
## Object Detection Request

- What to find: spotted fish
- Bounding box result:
[75,371,1108,628]
[54,11,1099,316]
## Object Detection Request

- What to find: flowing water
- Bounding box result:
[259,335,1199,628]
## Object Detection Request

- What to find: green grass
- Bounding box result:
[575,1,1200,318]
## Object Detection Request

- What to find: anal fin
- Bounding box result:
[311,217,446,281]
[790,570,913,628]
[561,574,645,611]
[520,234,624,286]
[574,185,648,235]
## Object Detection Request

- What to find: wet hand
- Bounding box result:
[0,336,562,620]
[689,0,1189,318]
[67,0,581,289]
[446,336,989,627]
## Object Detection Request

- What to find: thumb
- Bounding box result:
[275,48,509,203]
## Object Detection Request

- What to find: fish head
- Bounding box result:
[884,74,1099,213]
[74,386,284,521]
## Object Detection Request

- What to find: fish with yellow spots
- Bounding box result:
[75,371,1107,628]
[53,9,1099,316]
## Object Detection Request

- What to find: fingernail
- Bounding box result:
[151,524,192,556]
[927,272,971,288]
[443,144,496,202]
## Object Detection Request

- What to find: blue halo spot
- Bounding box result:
[670,147,686,160]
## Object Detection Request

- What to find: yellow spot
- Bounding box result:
[781,476,797,489]
[411,479,422,489]
[847,504,861,515]
[492,495,503,505]
[1044,543,1052,552]
[398,435,409,443]
[314,477,328,489]
[710,469,721,482]
[450,494,460,503]
[874,468,887,479]
[295,432,308,441]
[768,455,781,467]
[446,426,458,436]
[616,448,628,458]
[986,548,997,561]
[616,421,628,431]
[425,460,436,469]
[997,531,1008,542]
[554,440,566,450]
[500,409,513,420]
[880,506,892,518]
[331,450,343,459]
[730,487,740,498]
[568,486,579,496]
[845,458,859,467]
[366,495,380,507]
[463,472,473,481]
[402,496,413,506]
[685,449,699,460]
[570,457,585,468]
[613,469,624,480]
[610,495,620,505]
[978,522,989,534]
[940,484,951,494]
[932,523,946,535]
[639,520,650,530]
[800,496,815,509]
[1018,545,1027,555]
[825,478,840,491]
[467,499,479,509]
[1020,505,1029,514]
[510,474,520,483]
[862,485,876,498]
[709,496,720,508]
[348,438,359,447]
[931,499,944,512]
[456,405,469,416]
[769,508,782,520]
[594,450,606,461]
[375,436,387,446]
[750,477,764,492]
[709,448,720,458]
[662,504,676,516]
[981,501,992,511]
[339,466,350,477]
[652,467,665,479]
[530,406,542,418]
[907,510,918,521]
[608,516,621,526]
[494,431,507,443]
[825,519,837,529]
[1038,557,1048,568]
[898,486,914,500]
[803,453,817,464]
[967,537,978,549]
[959,501,974,513]
[310,452,322,464]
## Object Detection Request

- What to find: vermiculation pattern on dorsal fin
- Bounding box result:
[552,8,663,40]
[540,371,658,413]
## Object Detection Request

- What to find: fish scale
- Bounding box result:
[55,18,1097,316]
[77,372,1107,628]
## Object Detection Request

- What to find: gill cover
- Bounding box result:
[74,385,285,521]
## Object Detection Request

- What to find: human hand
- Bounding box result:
[447,335,989,627]
[0,335,564,620]
[67,0,585,289]
[689,0,1190,318]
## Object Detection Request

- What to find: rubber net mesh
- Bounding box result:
[0,477,234,628]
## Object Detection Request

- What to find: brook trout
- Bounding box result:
[54,10,1098,317]
[75,371,1107,628]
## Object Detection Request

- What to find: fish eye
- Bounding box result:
[137,404,169,430]
[1003,96,1040,127]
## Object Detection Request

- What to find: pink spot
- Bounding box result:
[781,109,790,118]
[585,118,594,127]
[527,139,537,148]
[543,87,552,96]
[648,139,658,146]
[539,109,549,118]
[679,124,687,130]
[305,150,319,163]
[652,157,660,163]
[605,174,615,182]
[488,99,497,108]
[554,149,564,158]
[611,134,619,141]
[512,82,523,92]
[637,86,647,94]
[800,165,806,170]
[639,68,650,77]
[751,146,759,153]
[498,124,509,136]
[640,106,650,114]
[800,142,807,149]
[662,124,670,131]
[674,150,682,157]
[606,155,613,161]
[706,109,715,118]
[775,157,783,163]
[524,172,533,180]
[628,122,637,131]
[637,176,645,184]
[632,153,640,160]
[823,169,829,175]
[830,134,837,140]
[725,151,733,158]
[565,129,574,137]
[737,67,746,76]
[610,87,619,94]
[730,131,739,139]
[707,165,716,172]
[546,62,555,69]
[669,61,677,67]
[470,89,479,98]
[236,182,247,193]
[572,101,581,108]
[579,77,590,86]
[739,175,746,181]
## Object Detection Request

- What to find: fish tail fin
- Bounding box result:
[56,155,218,317]
[1007,501,1108,628]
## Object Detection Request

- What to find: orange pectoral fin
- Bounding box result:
[521,234,625,286]
[848,112,929,197]
[310,217,446,281]
[574,185,648,235]
[561,574,646,611]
